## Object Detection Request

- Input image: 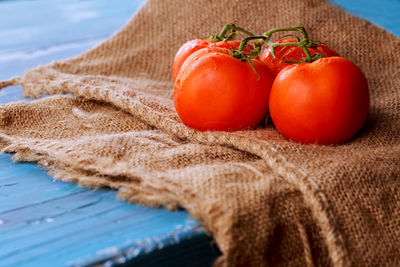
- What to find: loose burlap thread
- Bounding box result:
[1,0,399,266]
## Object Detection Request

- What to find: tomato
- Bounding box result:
[172,39,252,82]
[269,56,370,144]
[174,47,274,131]
[259,39,339,76]
[173,39,211,82]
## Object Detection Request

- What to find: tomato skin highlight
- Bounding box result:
[259,39,339,76]
[174,47,274,131]
[172,39,252,82]
[173,39,211,82]
[269,56,370,144]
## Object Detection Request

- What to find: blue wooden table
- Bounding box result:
[0,0,399,266]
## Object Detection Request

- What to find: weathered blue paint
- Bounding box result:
[0,155,211,267]
[0,0,145,53]
[0,0,398,266]
[330,0,400,37]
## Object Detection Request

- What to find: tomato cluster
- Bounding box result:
[172,25,370,145]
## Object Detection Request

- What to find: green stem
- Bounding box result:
[263,26,309,39]
[262,26,323,63]
[218,24,255,40]
[270,41,312,60]
[230,35,268,80]
[210,23,255,42]
[236,35,268,52]
[228,26,324,78]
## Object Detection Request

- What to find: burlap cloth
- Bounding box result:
[1,0,399,266]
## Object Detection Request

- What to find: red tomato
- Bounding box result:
[174,47,274,131]
[173,39,211,82]
[269,56,370,144]
[259,38,339,76]
[172,39,252,82]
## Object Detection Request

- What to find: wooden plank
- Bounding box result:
[86,234,220,267]
[1,195,201,266]
[0,0,146,53]
[0,155,87,212]
[0,153,210,266]
[330,0,400,37]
